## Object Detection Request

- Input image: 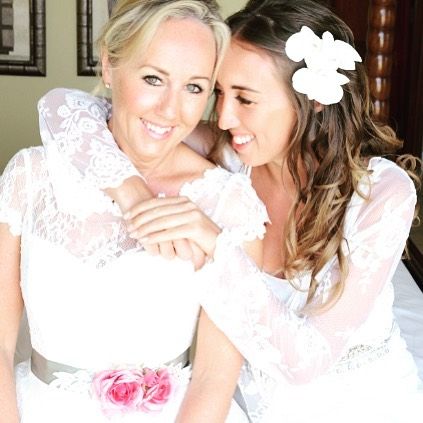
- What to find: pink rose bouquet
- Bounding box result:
[140,368,173,412]
[92,367,173,416]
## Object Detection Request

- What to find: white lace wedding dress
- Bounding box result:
[0,143,267,422]
[35,88,423,422]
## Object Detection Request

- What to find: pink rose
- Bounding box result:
[140,368,173,412]
[92,369,145,415]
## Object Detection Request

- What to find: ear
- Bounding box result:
[101,51,112,88]
[314,101,324,113]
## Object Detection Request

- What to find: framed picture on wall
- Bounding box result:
[0,0,46,76]
[77,0,116,76]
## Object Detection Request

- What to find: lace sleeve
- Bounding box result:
[181,170,269,245]
[0,150,30,236]
[198,160,416,384]
[38,88,140,190]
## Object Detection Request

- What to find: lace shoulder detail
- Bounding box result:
[0,149,34,235]
[180,167,269,243]
[38,88,140,190]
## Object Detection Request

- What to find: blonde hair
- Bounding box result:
[95,0,229,94]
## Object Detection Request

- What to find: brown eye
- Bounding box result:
[236,95,253,105]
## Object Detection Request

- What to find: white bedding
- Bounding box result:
[393,261,423,380]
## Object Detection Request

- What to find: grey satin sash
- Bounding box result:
[31,349,189,385]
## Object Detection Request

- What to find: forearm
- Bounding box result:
[0,350,19,423]
[176,371,239,423]
[176,311,243,423]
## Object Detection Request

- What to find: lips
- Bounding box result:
[142,118,173,139]
[232,134,255,151]
[233,134,254,145]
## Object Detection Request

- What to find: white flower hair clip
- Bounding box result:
[285,26,362,105]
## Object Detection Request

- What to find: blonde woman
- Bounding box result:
[0,1,265,422]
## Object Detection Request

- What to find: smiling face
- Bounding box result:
[102,17,217,170]
[215,39,297,168]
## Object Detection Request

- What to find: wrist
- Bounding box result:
[105,176,153,213]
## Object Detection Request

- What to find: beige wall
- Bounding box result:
[0,0,246,173]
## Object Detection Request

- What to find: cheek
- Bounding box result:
[261,109,294,152]
[113,79,158,114]
[182,96,209,125]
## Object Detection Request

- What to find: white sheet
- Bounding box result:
[393,261,423,380]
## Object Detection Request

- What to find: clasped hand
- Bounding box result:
[123,196,221,270]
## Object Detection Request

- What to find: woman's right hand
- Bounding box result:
[106,176,206,267]
[123,196,221,269]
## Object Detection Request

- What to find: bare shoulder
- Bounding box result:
[177,143,215,180]
[184,121,214,158]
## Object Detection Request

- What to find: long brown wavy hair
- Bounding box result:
[209,0,421,312]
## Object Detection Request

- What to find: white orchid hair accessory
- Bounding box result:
[285,26,362,105]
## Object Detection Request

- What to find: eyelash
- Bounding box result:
[143,75,203,95]
[186,83,203,94]
[214,88,254,106]
[143,75,162,86]
[236,95,254,105]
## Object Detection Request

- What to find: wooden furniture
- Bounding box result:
[366,0,396,123]
[328,0,423,290]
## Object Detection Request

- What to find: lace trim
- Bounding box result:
[0,210,22,236]
[331,338,391,374]
[181,167,269,243]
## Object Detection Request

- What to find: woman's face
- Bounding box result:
[103,18,216,168]
[215,39,297,168]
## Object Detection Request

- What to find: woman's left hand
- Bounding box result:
[124,196,221,259]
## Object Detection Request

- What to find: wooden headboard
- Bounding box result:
[366,0,397,123]
[328,0,397,124]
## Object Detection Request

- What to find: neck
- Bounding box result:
[108,118,182,182]
[120,143,184,184]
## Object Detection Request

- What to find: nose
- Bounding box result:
[217,96,240,130]
[157,88,180,121]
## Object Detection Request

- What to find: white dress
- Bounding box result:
[0,145,267,422]
[36,88,423,422]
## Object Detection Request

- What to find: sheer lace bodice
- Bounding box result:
[0,147,266,422]
[34,88,423,422]
[0,146,267,363]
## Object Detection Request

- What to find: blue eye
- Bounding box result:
[187,83,203,94]
[143,75,162,86]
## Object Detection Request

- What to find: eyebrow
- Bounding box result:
[215,82,261,93]
[231,85,260,93]
[142,65,212,82]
